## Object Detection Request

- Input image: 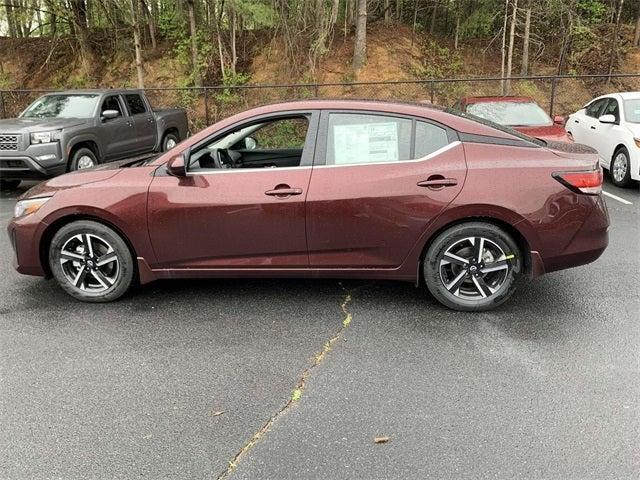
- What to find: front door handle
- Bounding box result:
[590,125,596,130]
[265,185,303,198]
[574,119,579,123]
[417,177,458,189]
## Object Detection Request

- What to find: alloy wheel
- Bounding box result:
[59,233,119,292]
[439,236,511,299]
[612,152,628,183]
[77,155,96,169]
[166,138,177,149]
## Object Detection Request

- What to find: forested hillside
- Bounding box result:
[1,1,639,125]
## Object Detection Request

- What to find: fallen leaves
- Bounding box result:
[373,436,390,444]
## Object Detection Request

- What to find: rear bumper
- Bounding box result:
[542,194,609,273]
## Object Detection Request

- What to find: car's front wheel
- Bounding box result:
[610,147,632,187]
[423,222,522,311]
[49,220,135,302]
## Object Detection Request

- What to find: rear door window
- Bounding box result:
[125,94,147,115]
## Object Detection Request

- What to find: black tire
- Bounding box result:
[0,179,21,190]
[610,147,632,188]
[69,147,99,171]
[161,132,180,152]
[423,222,522,312]
[49,220,135,302]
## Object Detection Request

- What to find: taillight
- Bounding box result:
[552,168,603,195]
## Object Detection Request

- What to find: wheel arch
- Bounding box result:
[39,214,138,278]
[67,140,101,170]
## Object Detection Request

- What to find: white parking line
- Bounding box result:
[603,191,633,205]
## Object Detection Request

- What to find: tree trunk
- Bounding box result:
[500,0,508,94]
[70,0,94,76]
[454,10,460,49]
[230,10,237,75]
[140,0,157,50]
[384,0,390,23]
[520,7,531,75]
[186,0,202,86]
[429,1,438,35]
[505,0,518,94]
[130,0,145,89]
[5,1,18,37]
[607,0,624,82]
[352,0,367,71]
[331,0,339,24]
[633,2,640,47]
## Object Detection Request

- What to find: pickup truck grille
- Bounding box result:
[0,134,19,151]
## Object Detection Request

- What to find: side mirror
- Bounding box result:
[245,136,258,150]
[598,114,616,124]
[102,109,120,121]
[553,115,565,126]
[166,154,186,177]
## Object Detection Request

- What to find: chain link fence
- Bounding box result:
[1,74,639,132]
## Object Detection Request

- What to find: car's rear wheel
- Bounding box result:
[162,132,179,152]
[69,147,98,171]
[0,179,21,190]
[423,222,522,311]
[49,220,135,302]
[610,147,632,187]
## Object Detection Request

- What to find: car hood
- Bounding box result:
[0,117,89,132]
[514,124,571,142]
[18,162,132,201]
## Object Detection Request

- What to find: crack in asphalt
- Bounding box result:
[214,284,356,480]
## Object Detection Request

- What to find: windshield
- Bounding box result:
[623,99,640,124]
[445,107,545,147]
[21,94,99,119]
[466,101,552,127]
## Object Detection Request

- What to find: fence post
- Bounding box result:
[0,91,5,119]
[430,81,435,104]
[203,87,210,126]
[314,84,319,98]
[549,77,557,117]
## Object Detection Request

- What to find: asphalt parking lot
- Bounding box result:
[1,179,638,480]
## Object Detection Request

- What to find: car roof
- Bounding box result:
[461,96,536,104]
[617,91,640,100]
[43,89,144,96]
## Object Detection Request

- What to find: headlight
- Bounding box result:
[30,130,61,144]
[14,197,52,218]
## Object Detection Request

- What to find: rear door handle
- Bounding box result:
[574,119,579,123]
[590,126,596,130]
[417,177,458,189]
[265,186,303,197]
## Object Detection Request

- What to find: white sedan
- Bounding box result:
[566,91,640,187]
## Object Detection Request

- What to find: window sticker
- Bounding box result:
[333,122,399,164]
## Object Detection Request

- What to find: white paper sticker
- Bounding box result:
[333,122,398,164]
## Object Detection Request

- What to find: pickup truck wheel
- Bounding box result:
[162,132,179,152]
[0,179,21,190]
[70,147,98,171]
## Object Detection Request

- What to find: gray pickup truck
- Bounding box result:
[0,89,188,189]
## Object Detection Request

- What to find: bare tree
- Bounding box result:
[520,7,531,75]
[607,0,624,82]
[353,0,367,71]
[500,0,508,94]
[505,0,518,94]
[634,1,640,47]
[186,0,202,87]
[129,0,145,88]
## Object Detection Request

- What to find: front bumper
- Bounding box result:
[7,215,49,277]
[0,143,66,180]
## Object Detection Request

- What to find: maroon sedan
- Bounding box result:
[7,100,608,311]
[454,96,572,143]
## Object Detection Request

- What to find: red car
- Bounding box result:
[8,100,608,311]
[454,96,572,143]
